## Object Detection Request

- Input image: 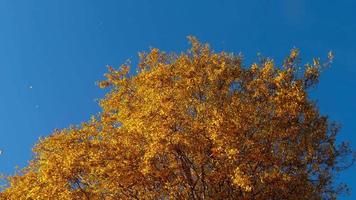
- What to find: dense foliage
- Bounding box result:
[1,37,354,199]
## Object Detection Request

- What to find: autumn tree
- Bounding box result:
[1,37,354,200]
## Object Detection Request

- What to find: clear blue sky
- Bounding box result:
[0,0,355,198]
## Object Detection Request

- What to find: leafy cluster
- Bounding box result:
[1,37,353,199]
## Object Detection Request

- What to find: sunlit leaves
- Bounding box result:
[1,37,353,200]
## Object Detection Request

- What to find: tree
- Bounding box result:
[1,37,354,200]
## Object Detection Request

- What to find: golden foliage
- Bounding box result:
[1,37,354,199]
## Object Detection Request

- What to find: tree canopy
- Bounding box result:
[1,37,354,199]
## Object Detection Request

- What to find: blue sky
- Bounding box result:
[0,0,355,198]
